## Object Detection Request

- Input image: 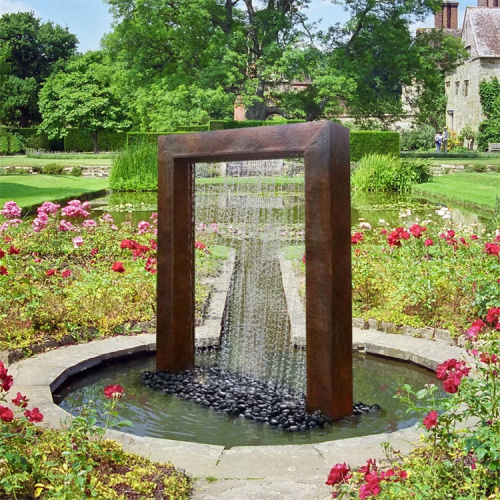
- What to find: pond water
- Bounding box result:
[55,352,438,448]
[89,182,491,230]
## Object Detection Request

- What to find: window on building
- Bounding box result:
[455,82,460,95]
[463,80,469,97]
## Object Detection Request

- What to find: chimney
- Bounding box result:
[435,1,459,29]
[233,95,245,121]
[478,0,487,5]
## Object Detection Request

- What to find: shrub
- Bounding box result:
[328,322,500,499]
[109,141,158,191]
[350,131,400,162]
[195,163,221,178]
[69,166,83,177]
[42,163,65,175]
[64,129,127,152]
[351,154,430,193]
[400,125,435,152]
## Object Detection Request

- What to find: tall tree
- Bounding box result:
[39,51,130,153]
[0,12,78,127]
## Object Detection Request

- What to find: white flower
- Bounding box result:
[378,219,389,226]
[359,222,372,230]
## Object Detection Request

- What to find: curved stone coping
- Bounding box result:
[6,329,466,481]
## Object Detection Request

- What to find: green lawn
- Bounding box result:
[0,175,109,210]
[413,172,500,210]
[0,155,112,167]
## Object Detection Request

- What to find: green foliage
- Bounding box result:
[0,11,78,127]
[0,127,26,154]
[478,78,500,151]
[209,119,305,130]
[39,51,130,154]
[63,129,127,152]
[41,163,65,175]
[69,166,83,177]
[350,131,400,162]
[0,202,226,349]
[109,141,158,191]
[400,125,435,152]
[0,367,192,499]
[352,154,430,193]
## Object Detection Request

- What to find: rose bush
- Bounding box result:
[293,215,500,334]
[327,312,500,499]
[0,364,191,499]
[0,200,227,352]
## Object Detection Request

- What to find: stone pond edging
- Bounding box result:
[6,329,466,482]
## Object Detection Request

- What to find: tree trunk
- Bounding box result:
[91,132,99,154]
[19,108,29,128]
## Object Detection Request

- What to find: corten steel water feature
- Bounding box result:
[156,121,352,420]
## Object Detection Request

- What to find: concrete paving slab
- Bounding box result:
[192,478,332,500]
[213,444,328,479]
[314,427,421,468]
[105,429,224,477]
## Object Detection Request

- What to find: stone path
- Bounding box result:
[5,329,467,499]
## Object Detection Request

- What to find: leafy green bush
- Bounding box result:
[0,128,26,154]
[42,163,65,175]
[208,119,305,130]
[400,125,435,152]
[352,154,430,193]
[350,131,400,161]
[69,166,83,177]
[109,141,158,191]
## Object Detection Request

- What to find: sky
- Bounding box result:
[0,0,480,53]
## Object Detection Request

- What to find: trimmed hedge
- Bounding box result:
[350,131,400,162]
[209,119,305,130]
[0,127,64,152]
[63,129,127,152]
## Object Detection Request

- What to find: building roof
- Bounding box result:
[464,7,500,58]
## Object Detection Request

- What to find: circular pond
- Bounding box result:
[55,352,438,448]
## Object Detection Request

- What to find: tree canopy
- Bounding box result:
[38,51,130,153]
[0,11,78,127]
[0,1,468,135]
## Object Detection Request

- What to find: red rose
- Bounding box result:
[112,262,125,273]
[8,245,20,255]
[326,463,351,486]
[424,238,434,247]
[0,361,7,379]
[104,384,124,399]
[91,248,99,256]
[0,266,8,276]
[12,392,28,408]
[0,406,14,422]
[0,248,4,258]
[46,269,57,276]
[1,375,13,391]
[24,407,44,423]
[61,269,71,278]
[423,410,438,429]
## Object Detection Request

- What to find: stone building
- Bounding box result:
[443,1,500,136]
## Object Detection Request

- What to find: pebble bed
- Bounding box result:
[142,367,380,432]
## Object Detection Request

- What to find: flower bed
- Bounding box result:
[0,200,227,354]
[287,213,500,335]
[327,313,500,499]
[0,361,191,499]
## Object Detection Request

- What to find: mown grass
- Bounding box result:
[0,175,109,210]
[413,172,500,210]
[0,155,113,167]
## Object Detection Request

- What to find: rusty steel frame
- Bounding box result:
[157,121,352,419]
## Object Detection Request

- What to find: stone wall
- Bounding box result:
[445,57,500,136]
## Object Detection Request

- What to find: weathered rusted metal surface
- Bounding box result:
[157,121,352,419]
